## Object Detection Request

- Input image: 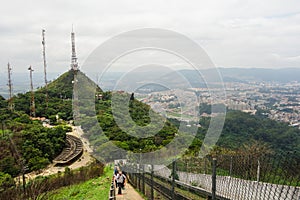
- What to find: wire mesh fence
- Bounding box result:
[122,151,300,200]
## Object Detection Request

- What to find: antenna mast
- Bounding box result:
[7,62,14,111]
[70,27,79,71]
[71,27,79,120]
[42,29,48,108]
[28,66,36,117]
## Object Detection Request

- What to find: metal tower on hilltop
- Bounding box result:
[71,26,80,120]
[7,62,14,111]
[28,66,36,118]
[70,27,79,71]
[42,29,48,108]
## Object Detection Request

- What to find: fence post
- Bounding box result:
[138,164,141,191]
[257,159,260,182]
[139,149,141,192]
[151,164,154,200]
[204,158,207,174]
[230,156,233,176]
[142,164,145,195]
[135,163,138,187]
[185,159,189,183]
[132,164,136,187]
[212,157,217,200]
[172,159,176,200]
[109,179,116,200]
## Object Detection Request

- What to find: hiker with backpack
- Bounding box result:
[116,170,126,195]
[113,165,119,186]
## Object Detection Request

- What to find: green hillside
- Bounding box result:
[170,110,300,156]
[70,71,179,161]
[10,70,178,161]
[218,110,300,153]
[13,70,100,122]
[43,166,113,200]
[0,108,70,192]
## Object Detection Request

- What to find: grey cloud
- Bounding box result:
[0,0,299,73]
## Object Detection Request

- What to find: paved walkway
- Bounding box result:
[116,183,144,200]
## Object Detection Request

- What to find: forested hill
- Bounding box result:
[220,111,299,153]
[9,70,178,160]
[177,110,300,156]
[13,70,73,120]
[42,69,76,99]
[12,70,101,122]
[0,109,70,183]
[39,70,102,99]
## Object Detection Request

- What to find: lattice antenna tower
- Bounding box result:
[42,29,48,109]
[7,62,14,111]
[71,27,79,120]
[28,66,36,117]
[70,26,79,71]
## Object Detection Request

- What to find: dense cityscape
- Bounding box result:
[136,80,300,128]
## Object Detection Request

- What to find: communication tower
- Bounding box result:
[28,66,36,117]
[42,29,48,108]
[70,28,79,71]
[7,62,14,111]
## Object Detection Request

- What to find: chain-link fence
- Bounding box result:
[123,152,299,200]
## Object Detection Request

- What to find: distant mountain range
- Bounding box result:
[97,67,300,91]
[216,68,300,83]
[167,67,300,86]
[1,68,300,98]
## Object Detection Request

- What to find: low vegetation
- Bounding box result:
[0,161,104,200]
[40,164,109,200]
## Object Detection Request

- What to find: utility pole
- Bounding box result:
[7,62,14,111]
[28,66,36,117]
[42,29,48,109]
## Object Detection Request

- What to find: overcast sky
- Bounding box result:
[0,0,300,73]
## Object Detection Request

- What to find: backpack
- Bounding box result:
[116,174,126,183]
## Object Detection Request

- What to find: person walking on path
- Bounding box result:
[116,171,126,195]
[113,165,119,186]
